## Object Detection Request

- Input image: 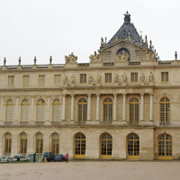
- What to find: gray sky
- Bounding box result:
[0,0,179,65]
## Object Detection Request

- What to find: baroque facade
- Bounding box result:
[0,12,179,160]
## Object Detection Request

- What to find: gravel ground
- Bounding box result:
[0,161,179,180]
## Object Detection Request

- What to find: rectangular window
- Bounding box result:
[161,72,168,82]
[105,73,112,83]
[39,75,45,86]
[8,76,14,87]
[54,75,61,85]
[80,74,87,83]
[131,73,138,82]
[23,75,29,87]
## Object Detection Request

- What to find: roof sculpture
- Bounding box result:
[108,11,141,45]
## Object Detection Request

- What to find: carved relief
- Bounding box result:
[71,74,76,86]
[65,53,77,64]
[122,73,127,83]
[97,74,101,86]
[88,74,94,85]
[114,73,120,84]
[89,51,102,63]
[116,50,129,62]
[140,73,145,83]
[144,50,156,61]
[149,72,154,83]
[63,76,69,86]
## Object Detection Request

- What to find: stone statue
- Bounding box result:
[71,74,76,86]
[65,53,77,64]
[140,73,145,83]
[34,56,37,65]
[144,50,156,61]
[97,74,101,85]
[114,73,119,84]
[89,51,101,63]
[3,57,6,66]
[116,50,129,62]
[49,56,52,64]
[63,76,68,86]
[122,73,127,83]
[124,11,131,23]
[18,57,21,65]
[88,74,94,84]
[149,72,154,82]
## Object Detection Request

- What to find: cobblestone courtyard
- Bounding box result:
[0,161,179,180]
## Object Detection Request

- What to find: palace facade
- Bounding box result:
[0,12,179,160]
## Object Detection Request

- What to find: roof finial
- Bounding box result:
[3,57,6,66]
[175,51,178,60]
[18,57,21,65]
[49,56,52,64]
[34,56,37,65]
[124,11,131,23]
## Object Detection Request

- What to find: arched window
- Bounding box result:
[21,99,29,122]
[52,133,59,154]
[103,98,113,122]
[160,97,170,125]
[158,133,172,160]
[74,133,86,158]
[100,133,112,159]
[35,133,43,154]
[127,133,139,159]
[4,133,12,154]
[19,133,27,154]
[52,100,61,122]
[6,100,14,121]
[129,97,139,125]
[37,99,45,122]
[78,98,87,122]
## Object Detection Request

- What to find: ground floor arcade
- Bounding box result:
[0,127,179,160]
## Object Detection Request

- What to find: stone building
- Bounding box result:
[0,12,179,160]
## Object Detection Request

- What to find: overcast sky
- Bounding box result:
[0,0,179,65]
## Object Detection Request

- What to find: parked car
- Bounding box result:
[13,154,29,162]
[54,154,67,162]
[43,152,55,162]
[0,156,10,162]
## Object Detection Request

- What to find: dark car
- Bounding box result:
[43,152,55,162]
[13,154,29,162]
[54,154,66,162]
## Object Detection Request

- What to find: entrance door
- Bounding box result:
[158,133,172,160]
[127,133,139,160]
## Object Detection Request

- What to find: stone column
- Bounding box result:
[45,96,50,125]
[122,93,126,121]
[14,97,19,124]
[71,94,74,121]
[113,94,117,121]
[150,94,153,121]
[87,94,91,121]
[62,95,66,121]
[96,94,100,121]
[140,93,144,121]
[0,97,4,125]
[30,97,35,124]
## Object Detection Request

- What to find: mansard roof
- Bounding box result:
[108,12,141,46]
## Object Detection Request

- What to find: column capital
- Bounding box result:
[113,93,117,97]
[149,93,153,96]
[87,93,91,97]
[96,93,100,96]
[71,94,75,97]
[140,92,144,96]
[122,92,126,96]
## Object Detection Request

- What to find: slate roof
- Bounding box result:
[108,12,141,45]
